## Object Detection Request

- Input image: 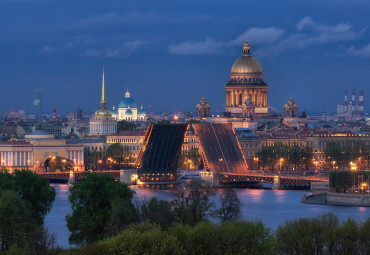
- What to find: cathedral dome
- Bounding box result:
[125,109,133,115]
[197,95,210,107]
[95,108,112,116]
[228,39,265,84]
[118,89,137,109]
[285,96,297,107]
[231,56,263,75]
[138,105,146,115]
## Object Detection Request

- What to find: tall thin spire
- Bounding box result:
[100,66,107,109]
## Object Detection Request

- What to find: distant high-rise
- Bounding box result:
[33,89,42,122]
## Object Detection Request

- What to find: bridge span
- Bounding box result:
[216,172,328,189]
[38,170,327,189]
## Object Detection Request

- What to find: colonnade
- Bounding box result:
[0,151,33,167]
[67,150,84,166]
[226,89,267,107]
[90,122,117,134]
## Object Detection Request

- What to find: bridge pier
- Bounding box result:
[273,176,281,189]
[68,170,75,183]
[120,169,138,185]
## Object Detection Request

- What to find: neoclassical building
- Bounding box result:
[0,130,85,172]
[112,89,146,121]
[89,69,117,135]
[225,39,268,116]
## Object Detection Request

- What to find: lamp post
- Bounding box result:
[350,162,357,193]
[313,160,318,174]
[332,161,336,170]
[279,158,284,172]
[253,157,259,172]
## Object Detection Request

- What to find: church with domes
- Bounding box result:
[112,89,146,121]
[225,38,268,116]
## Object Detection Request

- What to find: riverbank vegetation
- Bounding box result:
[0,169,57,254]
[62,213,370,255]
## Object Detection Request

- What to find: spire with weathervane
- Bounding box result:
[100,66,107,110]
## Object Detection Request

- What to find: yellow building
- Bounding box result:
[0,130,84,172]
[106,130,146,158]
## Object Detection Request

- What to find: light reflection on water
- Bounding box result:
[46,184,369,248]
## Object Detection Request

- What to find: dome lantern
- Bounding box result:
[243,38,251,56]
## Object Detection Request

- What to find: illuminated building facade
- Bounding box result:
[112,89,146,121]
[89,69,117,135]
[225,39,268,116]
[0,131,84,172]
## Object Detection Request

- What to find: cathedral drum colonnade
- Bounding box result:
[225,39,268,116]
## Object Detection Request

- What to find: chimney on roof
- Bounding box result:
[352,90,355,107]
[359,90,364,112]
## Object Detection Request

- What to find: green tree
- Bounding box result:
[117,120,136,131]
[288,146,301,170]
[14,170,56,226]
[47,157,73,172]
[141,197,173,229]
[329,171,352,192]
[0,190,33,251]
[256,146,275,170]
[105,143,124,164]
[170,180,215,226]
[300,146,313,170]
[66,173,137,245]
[325,142,342,167]
[358,218,370,255]
[212,188,242,222]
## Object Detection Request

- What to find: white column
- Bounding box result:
[0,151,3,166]
[10,152,13,166]
[23,152,26,166]
[31,152,33,166]
[77,151,80,165]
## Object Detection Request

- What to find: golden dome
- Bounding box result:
[231,56,263,74]
[95,108,112,116]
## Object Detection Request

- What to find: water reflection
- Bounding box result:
[45,184,369,248]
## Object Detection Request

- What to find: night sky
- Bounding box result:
[1,0,370,115]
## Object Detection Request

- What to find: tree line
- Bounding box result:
[256,143,313,171]
[324,141,369,169]
[64,214,370,255]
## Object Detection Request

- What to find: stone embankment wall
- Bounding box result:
[311,182,330,195]
[327,192,370,206]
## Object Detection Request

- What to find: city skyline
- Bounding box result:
[1,0,370,114]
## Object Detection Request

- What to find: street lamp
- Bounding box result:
[253,157,259,171]
[279,158,284,172]
[313,160,318,173]
[332,161,336,170]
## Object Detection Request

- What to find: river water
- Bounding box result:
[45,184,370,248]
